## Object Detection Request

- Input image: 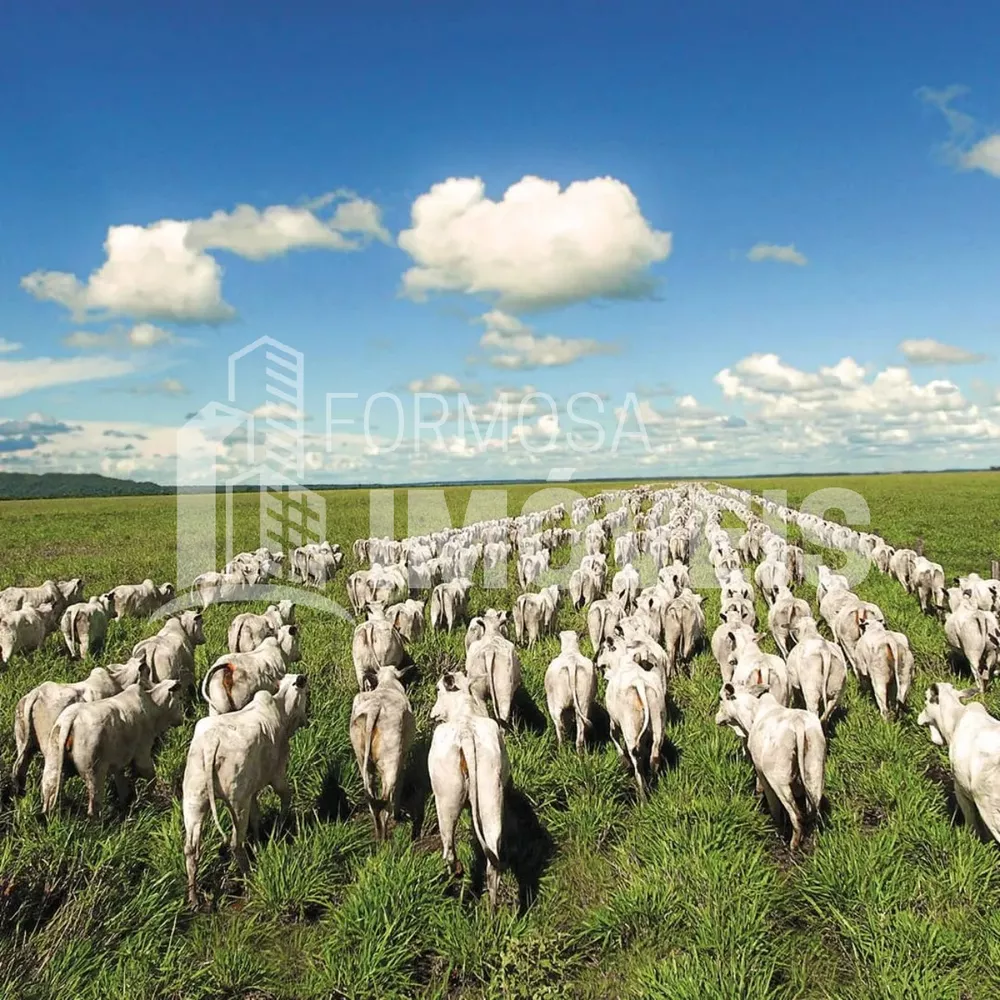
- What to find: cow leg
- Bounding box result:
[248,797,263,840]
[11,735,35,796]
[112,769,133,808]
[769,778,805,850]
[871,679,891,721]
[86,765,107,819]
[231,807,252,875]
[270,772,293,823]
[184,798,207,908]
[954,786,987,840]
[486,860,501,910]
[435,788,464,879]
[550,706,565,748]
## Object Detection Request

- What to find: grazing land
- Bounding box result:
[1,471,999,1000]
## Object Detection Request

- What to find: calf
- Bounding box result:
[11,658,148,794]
[544,631,596,751]
[61,594,117,660]
[183,674,310,906]
[228,601,295,653]
[428,672,510,907]
[202,625,301,714]
[715,684,825,850]
[917,682,1000,843]
[351,666,415,839]
[41,679,184,815]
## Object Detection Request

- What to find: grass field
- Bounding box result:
[1,472,999,999]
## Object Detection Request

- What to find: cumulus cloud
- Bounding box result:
[898,338,988,365]
[0,355,137,400]
[64,323,177,351]
[962,135,1000,178]
[715,352,973,424]
[22,193,389,325]
[0,338,21,354]
[477,310,617,370]
[22,220,235,325]
[746,243,808,266]
[398,175,671,311]
[185,191,391,260]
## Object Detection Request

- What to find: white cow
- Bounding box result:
[1,602,58,666]
[350,666,415,839]
[202,625,302,714]
[428,672,510,907]
[854,618,915,719]
[182,674,310,906]
[131,611,205,687]
[41,679,185,816]
[917,682,1000,843]
[60,594,117,660]
[227,601,295,653]
[785,617,847,723]
[544,631,596,751]
[715,685,826,850]
[11,658,149,794]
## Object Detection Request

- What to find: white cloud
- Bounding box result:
[22,193,388,325]
[185,192,391,260]
[407,374,465,393]
[477,310,617,369]
[64,323,177,351]
[398,175,671,310]
[746,243,808,266]
[919,86,1000,179]
[0,355,137,399]
[898,338,988,365]
[23,220,234,325]
[0,338,22,354]
[961,135,1000,178]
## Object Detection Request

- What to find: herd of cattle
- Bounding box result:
[2,483,1000,908]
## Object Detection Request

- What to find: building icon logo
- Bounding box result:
[168,335,344,619]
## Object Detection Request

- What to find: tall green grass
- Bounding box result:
[0,472,996,998]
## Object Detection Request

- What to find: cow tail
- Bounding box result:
[569,658,590,731]
[513,600,524,644]
[64,606,79,658]
[794,721,815,819]
[203,737,225,837]
[820,647,833,719]
[15,689,40,755]
[201,662,234,712]
[49,706,80,808]
[485,647,503,723]
[361,704,382,803]
[460,728,499,868]
[235,621,252,653]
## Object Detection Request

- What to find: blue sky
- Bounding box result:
[2,2,999,484]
